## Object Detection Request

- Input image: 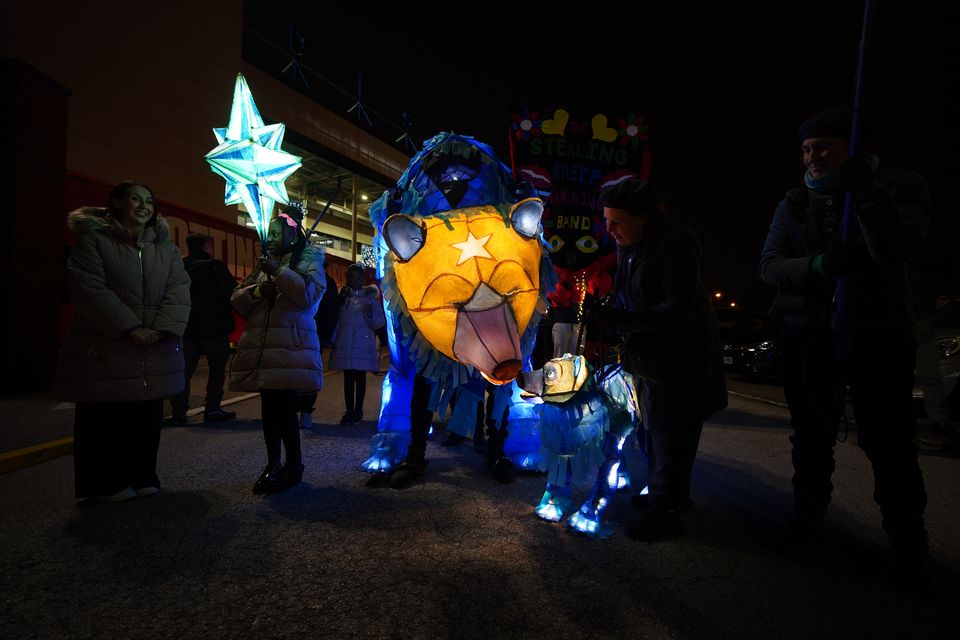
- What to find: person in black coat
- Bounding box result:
[296,266,341,428]
[169,233,238,425]
[594,178,727,541]
[760,106,932,594]
[315,268,341,349]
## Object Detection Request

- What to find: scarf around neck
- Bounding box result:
[804,154,880,194]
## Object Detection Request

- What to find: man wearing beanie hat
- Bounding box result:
[760,107,933,595]
[595,177,727,541]
[797,105,854,142]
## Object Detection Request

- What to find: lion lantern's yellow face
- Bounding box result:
[383,199,544,384]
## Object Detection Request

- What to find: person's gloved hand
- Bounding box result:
[259,255,280,276]
[256,280,277,302]
[814,242,872,278]
[590,302,620,331]
[834,155,875,193]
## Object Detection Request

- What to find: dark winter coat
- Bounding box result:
[54,207,191,402]
[611,213,727,422]
[760,170,930,329]
[314,272,340,347]
[182,251,236,339]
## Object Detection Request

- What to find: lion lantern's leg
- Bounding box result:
[360,368,412,473]
[615,455,632,491]
[361,309,413,474]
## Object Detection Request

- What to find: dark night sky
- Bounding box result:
[245,1,958,309]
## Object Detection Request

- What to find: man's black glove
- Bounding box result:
[814,241,872,278]
[589,300,619,331]
[834,155,875,193]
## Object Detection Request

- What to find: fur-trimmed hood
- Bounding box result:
[67,206,173,245]
[345,284,381,299]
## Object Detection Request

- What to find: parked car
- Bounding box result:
[718,298,960,410]
[719,312,782,380]
[913,294,960,419]
[713,305,744,331]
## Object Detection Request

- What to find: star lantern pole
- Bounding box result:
[205,73,303,256]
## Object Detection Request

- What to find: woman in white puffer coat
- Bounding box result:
[230,209,326,494]
[328,264,386,425]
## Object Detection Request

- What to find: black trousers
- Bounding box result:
[260,389,302,467]
[407,373,434,463]
[170,336,230,415]
[293,349,329,415]
[782,323,928,557]
[343,369,367,415]
[294,392,317,414]
[73,399,163,498]
[641,379,704,511]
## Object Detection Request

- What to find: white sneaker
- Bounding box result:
[136,486,160,497]
[299,411,313,429]
[100,487,137,502]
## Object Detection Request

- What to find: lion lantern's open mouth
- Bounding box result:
[452,283,522,384]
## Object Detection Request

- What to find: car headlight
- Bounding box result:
[937,337,960,359]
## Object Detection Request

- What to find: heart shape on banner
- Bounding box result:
[591,114,618,142]
[541,109,569,135]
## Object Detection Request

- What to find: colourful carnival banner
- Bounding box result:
[508,108,651,323]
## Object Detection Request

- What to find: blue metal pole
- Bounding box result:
[836,0,876,359]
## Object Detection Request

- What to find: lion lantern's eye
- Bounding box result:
[511,198,543,239]
[546,235,565,253]
[383,214,427,262]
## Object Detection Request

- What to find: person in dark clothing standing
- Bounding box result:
[760,107,932,594]
[170,233,238,425]
[297,266,341,429]
[594,178,727,541]
[315,268,341,350]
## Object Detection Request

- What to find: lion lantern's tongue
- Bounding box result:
[453,283,522,384]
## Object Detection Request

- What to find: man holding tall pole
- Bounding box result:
[759,106,933,595]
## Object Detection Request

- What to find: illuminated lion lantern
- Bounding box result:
[362,133,556,474]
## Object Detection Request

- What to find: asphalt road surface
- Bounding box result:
[1,371,957,639]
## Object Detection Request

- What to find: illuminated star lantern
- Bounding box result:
[205,73,302,245]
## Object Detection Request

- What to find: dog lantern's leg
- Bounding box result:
[535,465,573,522]
[567,432,626,538]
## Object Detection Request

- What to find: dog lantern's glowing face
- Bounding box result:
[518,354,589,404]
[383,199,544,384]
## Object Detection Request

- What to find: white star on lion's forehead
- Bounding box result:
[451,231,494,265]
